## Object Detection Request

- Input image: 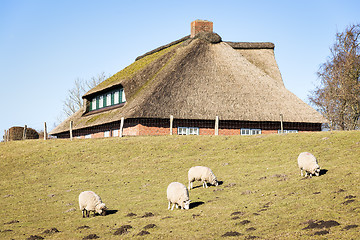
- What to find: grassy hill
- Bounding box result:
[0,131,359,239]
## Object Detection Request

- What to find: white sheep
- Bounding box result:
[188,166,218,190]
[167,182,191,210]
[297,152,321,177]
[78,191,107,218]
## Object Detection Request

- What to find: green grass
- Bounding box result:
[0,131,359,239]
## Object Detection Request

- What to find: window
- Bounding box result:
[91,98,97,110]
[278,130,298,134]
[98,95,104,108]
[104,130,110,137]
[189,127,199,135]
[114,91,119,104]
[121,89,126,102]
[106,93,111,107]
[177,127,199,135]
[89,88,126,111]
[178,127,187,135]
[85,134,92,139]
[241,128,261,135]
[112,129,119,137]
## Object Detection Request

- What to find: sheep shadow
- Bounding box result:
[106,210,118,216]
[319,169,328,176]
[190,201,205,209]
[191,181,223,189]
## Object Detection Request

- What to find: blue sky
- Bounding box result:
[0,0,359,134]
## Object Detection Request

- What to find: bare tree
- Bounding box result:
[63,72,108,117]
[310,24,360,130]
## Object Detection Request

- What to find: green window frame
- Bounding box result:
[89,88,126,111]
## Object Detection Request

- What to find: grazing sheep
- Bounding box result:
[167,182,191,210]
[79,191,107,218]
[297,152,321,177]
[188,166,218,190]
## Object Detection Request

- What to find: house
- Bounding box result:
[50,20,326,138]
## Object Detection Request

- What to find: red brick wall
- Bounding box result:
[191,20,213,38]
[262,130,278,134]
[92,132,104,138]
[138,124,170,135]
[75,127,313,138]
[123,124,140,136]
[56,118,321,139]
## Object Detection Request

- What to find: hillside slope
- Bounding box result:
[0,131,359,239]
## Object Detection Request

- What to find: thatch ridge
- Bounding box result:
[226,42,275,49]
[193,32,222,43]
[135,35,190,61]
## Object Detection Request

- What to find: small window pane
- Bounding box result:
[114,91,120,104]
[178,127,187,135]
[99,95,104,108]
[241,129,250,135]
[251,129,261,135]
[106,93,111,106]
[104,131,110,137]
[112,129,119,137]
[121,89,126,102]
[91,98,97,110]
[189,127,199,135]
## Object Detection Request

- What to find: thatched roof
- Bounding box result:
[51,35,326,135]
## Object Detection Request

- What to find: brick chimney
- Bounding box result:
[191,20,213,38]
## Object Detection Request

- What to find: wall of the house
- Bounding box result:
[52,118,322,139]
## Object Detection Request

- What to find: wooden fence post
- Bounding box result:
[280,114,284,134]
[215,116,219,135]
[119,117,124,138]
[23,125,27,140]
[70,121,73,140]
[44,122,47,140]
[170,115,174,135]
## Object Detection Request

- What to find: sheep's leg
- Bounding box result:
[82,210,85,218]
[168,201,171,210]
[188,181,191,190]
[203,181,208,188]
[175,203,179,209]
[171,203,175,210]
[86,210,90,218]
[300,169,303,177]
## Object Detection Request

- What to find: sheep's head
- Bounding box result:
[309,165,321,176]
[96,203,107,216]
[210,173,218,186]
[183,200,191,210]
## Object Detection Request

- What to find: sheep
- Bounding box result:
[297,152,321,177]
[188,166,218,190]
[78,191,107,218]
[166,182,191,210]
